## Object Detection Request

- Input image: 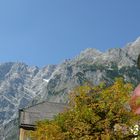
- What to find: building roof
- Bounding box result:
[19,101,68,128]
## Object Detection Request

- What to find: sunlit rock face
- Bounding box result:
[130,84,140,114]
[0,63,57,139]
[124,37,140,60]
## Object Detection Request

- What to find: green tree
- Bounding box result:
[29,78,139,140]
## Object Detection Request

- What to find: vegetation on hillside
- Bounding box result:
[29,78,139,140]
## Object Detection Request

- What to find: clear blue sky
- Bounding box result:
[0,0,140,67]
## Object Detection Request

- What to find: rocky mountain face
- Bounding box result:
[125,37,140,60]
[0,63,56,139]
[1,37,140,139]
[37,39,140,103]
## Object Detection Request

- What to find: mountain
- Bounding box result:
[0,63,56,139]
[36,40,139,103]
[1,37,140,139]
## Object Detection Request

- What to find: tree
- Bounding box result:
[29,78,139,140]
[137,54,140,69]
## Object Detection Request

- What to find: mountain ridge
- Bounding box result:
[0,37,140,139]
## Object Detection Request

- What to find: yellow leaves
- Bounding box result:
[101,133,111,140]
[29,121,65,140]
[136,97,140,106]
[29,77,138,140]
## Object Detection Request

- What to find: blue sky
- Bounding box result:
[0,0,140,67]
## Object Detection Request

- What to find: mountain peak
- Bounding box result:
[124,37,140,60]
[81,48,102,54]
[75,48,102,61]
[132,36,140,45]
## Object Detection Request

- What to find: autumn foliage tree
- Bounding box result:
[29,78,139,140]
